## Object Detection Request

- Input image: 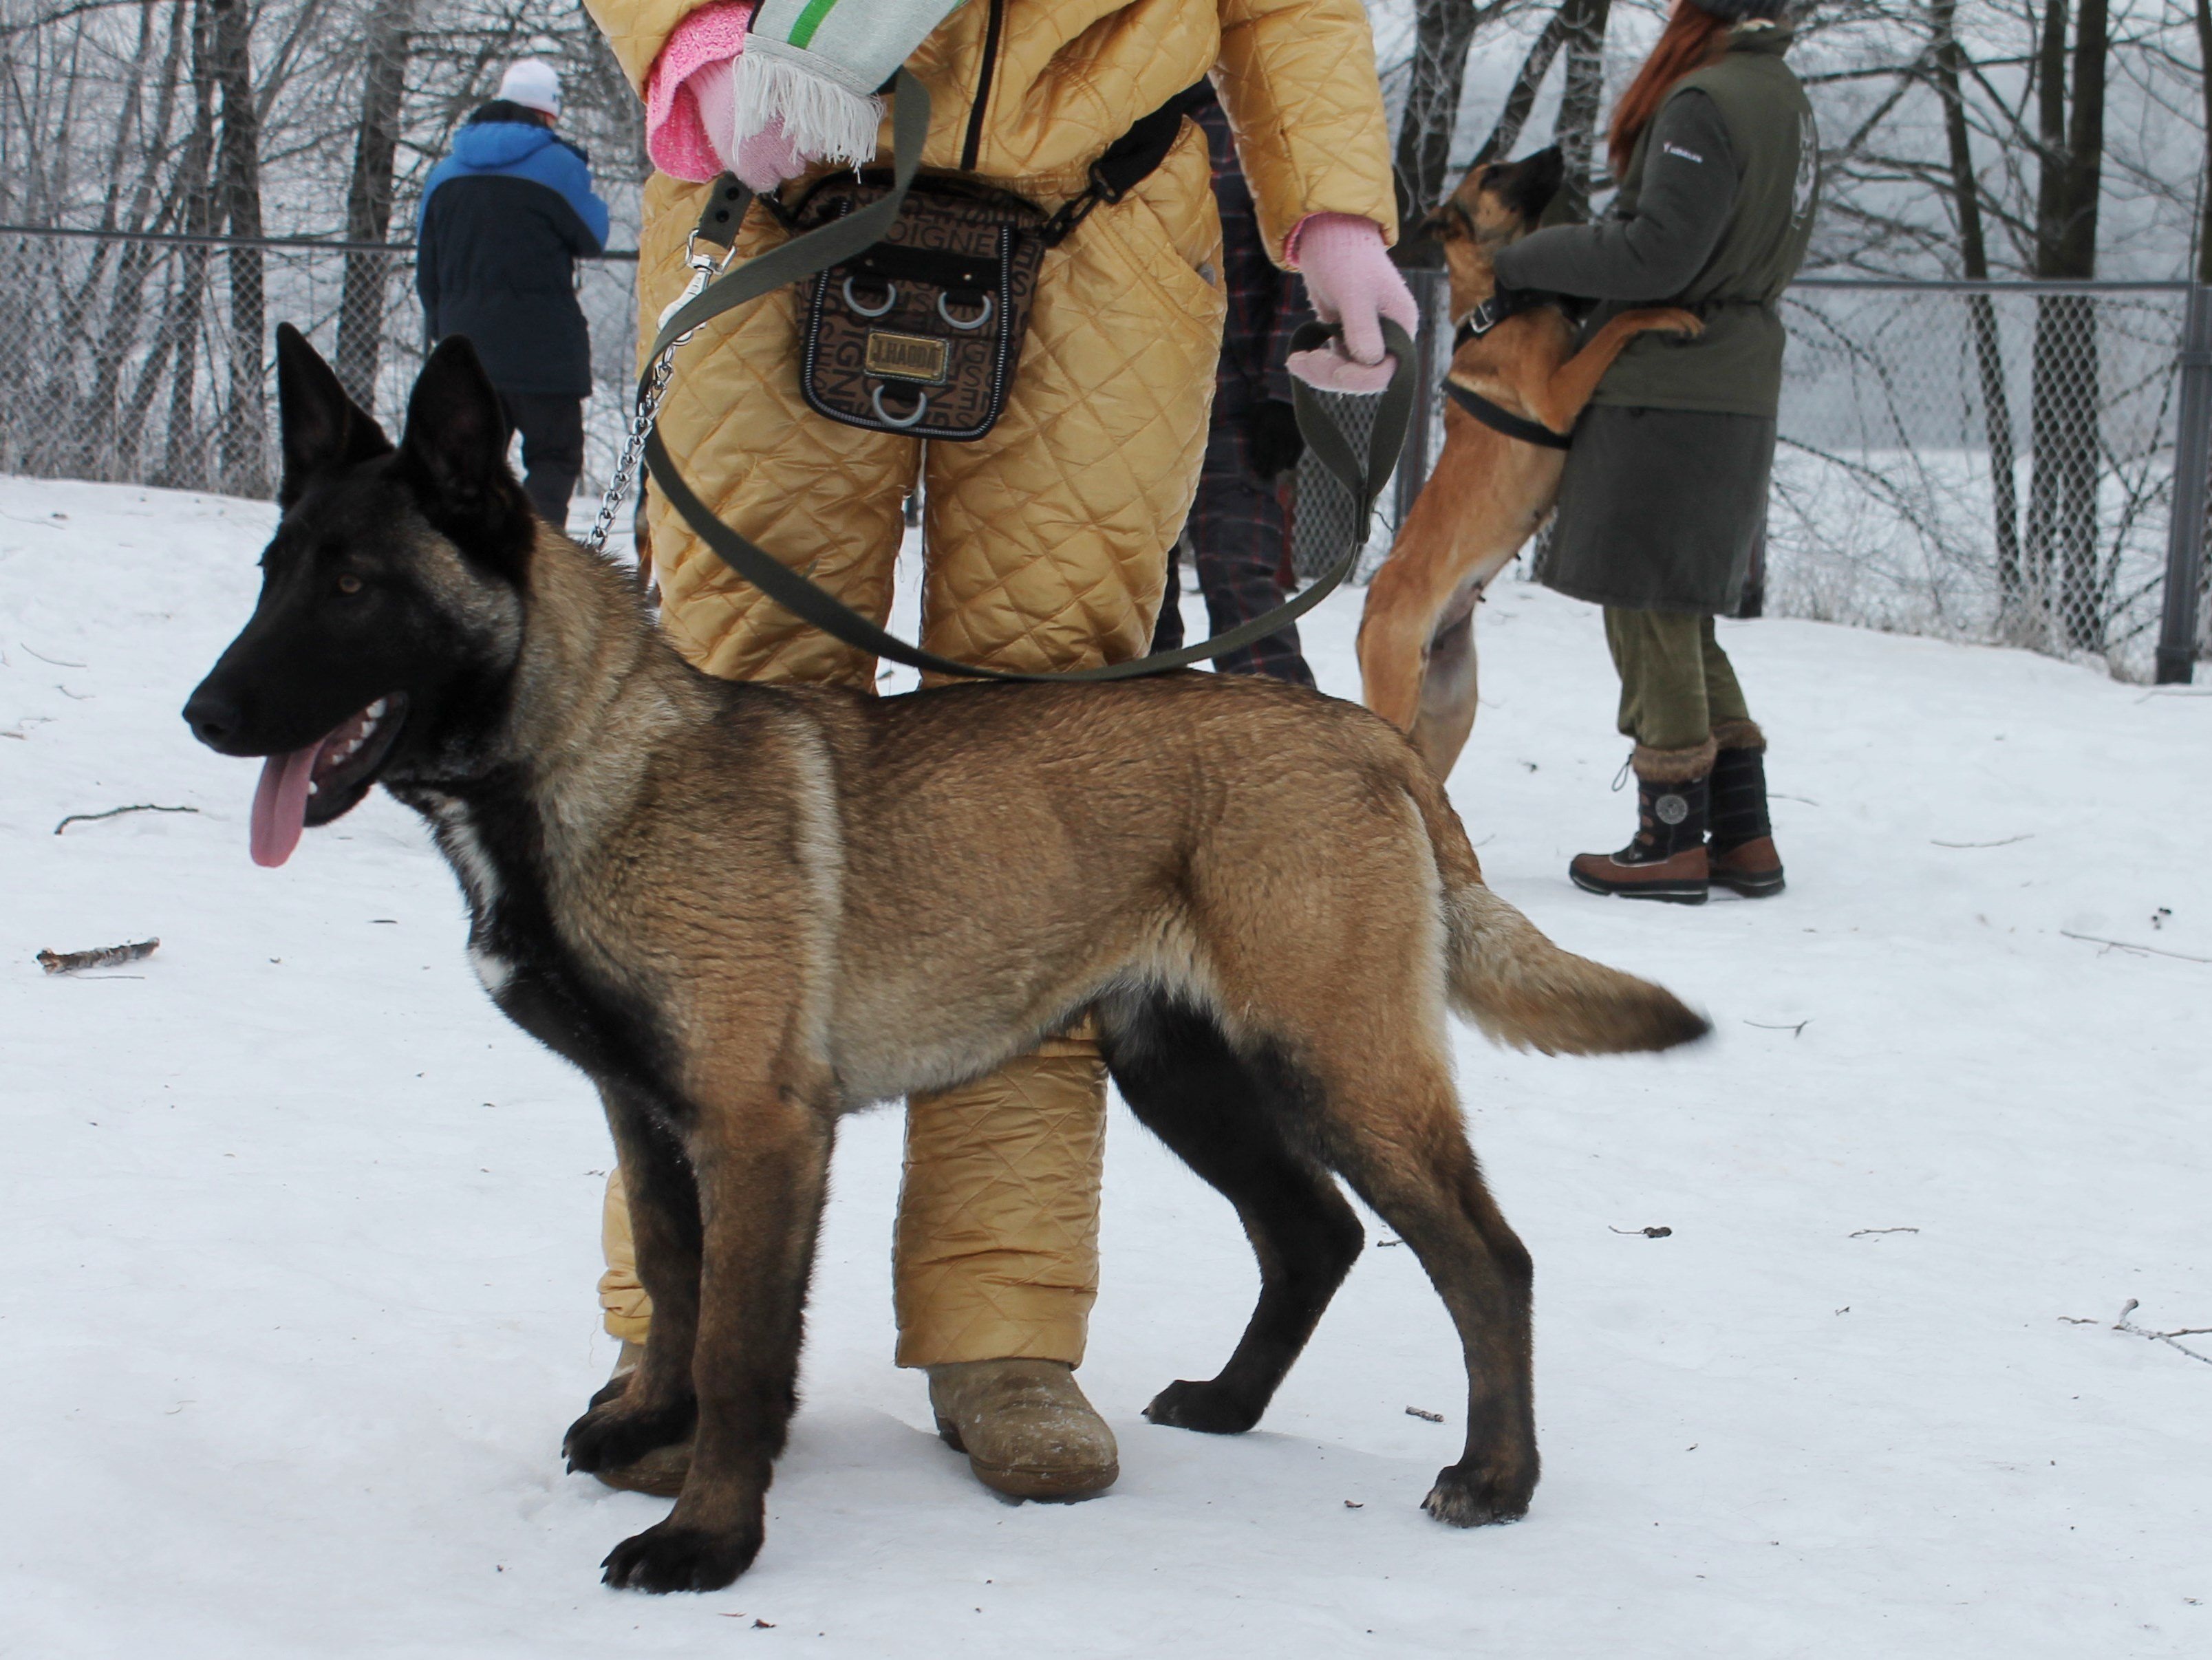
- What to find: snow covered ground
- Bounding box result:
[3,475,2207,1659]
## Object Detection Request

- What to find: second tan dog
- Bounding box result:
[1358,149,1701,778]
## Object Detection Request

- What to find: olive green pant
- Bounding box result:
[1604,608,1752,754]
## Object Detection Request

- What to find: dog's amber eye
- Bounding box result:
[336,573,363,595]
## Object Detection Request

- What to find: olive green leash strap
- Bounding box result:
[636,70,1415,685]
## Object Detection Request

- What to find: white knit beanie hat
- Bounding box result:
[496,58,561,117]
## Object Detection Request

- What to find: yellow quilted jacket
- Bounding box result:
[584,0,1397,259]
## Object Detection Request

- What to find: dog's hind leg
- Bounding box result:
[1358,460,1476,739]
[1098,997,1364,1435]
[1405,547,1512,779]
[1316,1051,1537,1527]
[566,1079,703,1472]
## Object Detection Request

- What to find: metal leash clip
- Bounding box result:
[586,235,740,554]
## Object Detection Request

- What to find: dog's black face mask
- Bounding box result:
[1484,147,1565,232]
[183,325,537,866]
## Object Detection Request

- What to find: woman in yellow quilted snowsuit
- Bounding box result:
[581,0,1406,1500]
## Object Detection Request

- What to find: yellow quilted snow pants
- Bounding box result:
[599,125,1225,1367]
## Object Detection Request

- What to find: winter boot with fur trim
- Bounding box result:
[1569,743,1712,904]
[928,1358,1119,1502]
[1708,720,1785,897]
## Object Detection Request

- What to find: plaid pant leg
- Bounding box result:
[1185,424,1315,687]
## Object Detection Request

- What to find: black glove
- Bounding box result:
[1245,398,1304,482]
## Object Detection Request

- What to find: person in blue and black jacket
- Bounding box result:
[416,59,611,526]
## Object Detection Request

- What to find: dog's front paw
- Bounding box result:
[1421,1460,1534,1527]
[1143,1379,1263,1436]
[564,1397,696,1475]
[601,1519,762,1593]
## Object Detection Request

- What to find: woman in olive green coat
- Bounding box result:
[1494,0,1818,903]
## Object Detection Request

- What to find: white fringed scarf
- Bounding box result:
[740,0,965,168]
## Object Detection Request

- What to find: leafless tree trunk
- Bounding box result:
[336,0,414,409]
[1476,6,1567,168]
[1931,0,2021,616]
[94,0,191,475]
[2024,0,2107,651]
[1392,0,1501,269]
[158,0,219,488]
[2193,0,2212,285]
[212,0,266,494]
[1550,0,1611,224]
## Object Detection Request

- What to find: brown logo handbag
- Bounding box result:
[779,92,1192,442]
[789,173,1049,442]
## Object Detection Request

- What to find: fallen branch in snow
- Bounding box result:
[18,642,86,668]
[2062,1300,2212,1366]
[53,803,198,835]
[36,937,159,974]
[1405,1406,1444,1423]
[1849,1227,1918,1238]
[1609,1225,1673,1238]
[1931,834,2032,849]
[2059,931,2211,965]
[1746,1018,1810,1037]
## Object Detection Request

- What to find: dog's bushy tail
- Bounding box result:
[1406,766,1709,1057]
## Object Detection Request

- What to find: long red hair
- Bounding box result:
[1607,1,1733,180]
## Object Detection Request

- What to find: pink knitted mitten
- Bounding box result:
[1286,213,1419,394]
[643,1,804,191]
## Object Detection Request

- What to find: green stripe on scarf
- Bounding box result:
[787,0,841,49]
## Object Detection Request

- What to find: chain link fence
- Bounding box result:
[1772,279,2204,683]
[0,225,641,513]
[1,226,2206,682]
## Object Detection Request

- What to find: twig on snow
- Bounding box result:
[2060,931,2211,964]
[36,937,159,974]
[19,643,86,668]
[1609,1225,1673,1238]
[2063,1300,2212,1366]
[1931,834,2032,848]
[1745,1019,1810,1036]
[1849,1227,1918,1238]
[1405,1406,1445,1423]
[54,803,199,834]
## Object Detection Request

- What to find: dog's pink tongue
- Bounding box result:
[250,742,323,868]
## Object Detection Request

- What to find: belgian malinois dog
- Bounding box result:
[1357,149,1703,779]
[185,327,1707,1593]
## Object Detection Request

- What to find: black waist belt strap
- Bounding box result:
[1443,379,1574,451]
[641,70,1413,685]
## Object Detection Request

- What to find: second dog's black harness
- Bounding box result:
[1443,288,1574,452]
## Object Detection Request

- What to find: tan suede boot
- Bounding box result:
[589,1339,692,1498]
[927,1359,1119,1501]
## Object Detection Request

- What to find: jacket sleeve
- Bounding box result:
[555,149,613,252]
[414,194,442,342]
[1212,0,1398,264]
[1493,91,1737,301]
[582,0,714,95]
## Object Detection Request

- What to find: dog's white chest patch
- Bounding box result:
[427,797,513,995]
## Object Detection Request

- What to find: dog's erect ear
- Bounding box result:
[275,323,392,508]
[1493,147,1566,226]
[395,336,535,578]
